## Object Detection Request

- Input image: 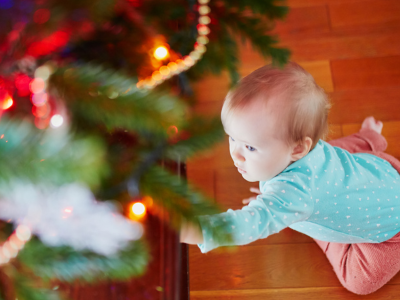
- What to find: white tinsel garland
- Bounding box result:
[0,182,143,256]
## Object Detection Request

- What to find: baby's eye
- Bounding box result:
[229,136,235,142]
[246,145,256,151]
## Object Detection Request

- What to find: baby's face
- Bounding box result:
[223,100,295,182]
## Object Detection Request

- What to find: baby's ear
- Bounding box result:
[290,137,313,161]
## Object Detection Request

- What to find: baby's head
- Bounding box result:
[221,62,330,182]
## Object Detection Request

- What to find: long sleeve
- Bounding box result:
[197,177,314,253]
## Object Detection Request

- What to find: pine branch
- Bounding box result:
[140,165,233,246]
[14,274,62,300]
[219,10,290,66]
[50,64,187,138]
[0,118,107,187]
[165,115,225,160]
[219,0,288,18]
[18,239,149,283]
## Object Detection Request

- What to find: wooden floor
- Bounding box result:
[186,0,400,299]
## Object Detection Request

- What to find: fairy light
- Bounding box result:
[154,46,169,60]
[50,114,64,128]
[1,94,13,110]
[0,225,32,266]
[137,0,211,89]
[132,203,146,215]
[31,63,56,129]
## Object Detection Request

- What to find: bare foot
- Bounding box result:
[361,116,383,134]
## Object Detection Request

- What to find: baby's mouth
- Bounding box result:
[236,166,246,174]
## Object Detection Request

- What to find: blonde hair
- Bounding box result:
[221,62,331,149]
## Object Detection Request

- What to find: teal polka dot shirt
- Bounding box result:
[198,140,400,253]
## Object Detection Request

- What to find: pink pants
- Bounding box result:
[314,128,400,295]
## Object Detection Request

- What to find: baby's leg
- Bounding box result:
[314,233,400,295]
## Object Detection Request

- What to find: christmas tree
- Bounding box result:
[0,0,289,298]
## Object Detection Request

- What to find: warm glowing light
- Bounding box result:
[35,65,52,80]
[132,202,146,215]
[152,71,162,81]
[197,25,210,35]
[50,114,64,128]
[199,16,211,25]
[159,66,170,76]
[32,103,50,118]
[154,46,169,60]
[16,225,31,242]
[31,92,48,106]
[2,95,13,110]
[167,125,179,136]
[198,5,211,15]
[197,35,209,45]
[30,78,46,94]
[64,208,73,213]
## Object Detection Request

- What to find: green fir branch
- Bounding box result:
[50,64,187,137]
[219,0,288,18]
[165,115,225,160]
[0,118,107,187]
[141,165,233,245]
[220,11,290,66]
[14,274,62,300]
[18,239,149,283]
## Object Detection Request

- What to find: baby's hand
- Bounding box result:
[242,187,261,205]
[180,220,204,245]
[361,116,383,134]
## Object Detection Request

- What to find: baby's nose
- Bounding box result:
[231,148,245,162]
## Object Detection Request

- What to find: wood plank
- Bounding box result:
[329,0,400,29]
[186,166,215,200]
[189,243,342,291]
[190,242,400,291]
[331,56,400,91]
[214,167,255,211]
[342,121,400,158]
[286,0,367,8]
[276,29,400,62]
[329,87,400,124]
[190,284,400,300]
[272,5,330,36]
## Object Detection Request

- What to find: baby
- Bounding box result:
[180,62,400,295]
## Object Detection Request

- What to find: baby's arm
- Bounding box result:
[180,220,204,244]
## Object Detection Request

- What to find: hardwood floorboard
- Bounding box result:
[329,0,400,29]
[331,56,400,91]
[190,284,400,300]
[329,87,400,124]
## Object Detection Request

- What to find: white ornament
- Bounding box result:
[0,182,143,256]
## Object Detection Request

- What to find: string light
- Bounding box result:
[0,225,31,265]
[50,114,64,128]
[1,93,13,110]
[137,0,211,89]
[154,46,169,60]
[128,196,153,221]
[31,63,56,129]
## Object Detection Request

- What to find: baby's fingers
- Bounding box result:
[249,187,261,194]
[242,196,257,204]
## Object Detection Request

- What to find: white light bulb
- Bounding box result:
[50,114,64,128]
